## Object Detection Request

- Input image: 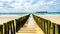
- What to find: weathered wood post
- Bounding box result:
[45,20,48,34]
[0,25,3,34]
[41,19,45,32]
[50,23,54,34]
[57,25,60,34]
[11,20,15,34]
[47,20,51,34]
[4,23,9,34]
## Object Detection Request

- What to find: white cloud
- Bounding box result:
[0,0,60,13]
[0,0,8,1]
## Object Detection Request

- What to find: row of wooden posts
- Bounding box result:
[0,14,30,34]
[33,15,60,34]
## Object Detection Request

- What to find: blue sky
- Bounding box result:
[0,0,60,13]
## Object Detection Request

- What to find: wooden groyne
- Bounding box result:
[0,14,60,34]
[0,14,30,34]
[33,14,60,34]
[15,14,30,32]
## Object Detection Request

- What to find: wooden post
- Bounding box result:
[57,25,60,34]
[50,23,54,34]
[45,20,48,34]
[47,20,51,34]
[4,23,9,34]
[11,20,15,34]
[0,25,3,34]
[43,19,45,32]
[42,19,45,32]
[55,24,59,34]
[53,23,55,34]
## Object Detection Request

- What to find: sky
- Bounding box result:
[0,0,60,13]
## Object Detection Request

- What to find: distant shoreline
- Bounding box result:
[0,12,60,14]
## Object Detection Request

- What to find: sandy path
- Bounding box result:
[16,14,44,34]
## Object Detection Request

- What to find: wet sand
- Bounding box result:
[39,15,60,25]
[35,14,60,25]
[0,14,28,24]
